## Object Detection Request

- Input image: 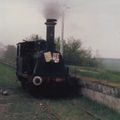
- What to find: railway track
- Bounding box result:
[36,100,60,120]
[0,60,103,120]
[36,96,102,120]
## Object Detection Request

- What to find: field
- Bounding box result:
[68,58,120,84]
[0,63,120,120]
[102,58,120,71]
[69,65,120,84]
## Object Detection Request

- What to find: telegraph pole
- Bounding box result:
[60,6,70,56]
[60,11,64,55]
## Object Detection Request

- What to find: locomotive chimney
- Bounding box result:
[45,19,57,51]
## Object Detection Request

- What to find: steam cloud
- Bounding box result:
[43,0,62,19]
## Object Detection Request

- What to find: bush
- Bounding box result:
[56,37,101,67]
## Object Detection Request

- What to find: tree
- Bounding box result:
[0,42,5,57]
[3,45,16,63]
[55,37,101,67]
[63,37,82,65]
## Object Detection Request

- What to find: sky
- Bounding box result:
[0,0,120,58]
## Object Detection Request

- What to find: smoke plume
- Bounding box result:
[43,0,62,19]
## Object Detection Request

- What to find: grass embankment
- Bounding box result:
[69,65,120,84]
[0,63,120,120]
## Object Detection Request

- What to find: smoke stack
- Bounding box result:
[45,19,57,51]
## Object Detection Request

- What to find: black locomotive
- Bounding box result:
[16,19,71,90]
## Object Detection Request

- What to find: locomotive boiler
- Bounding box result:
[16,19,70,90]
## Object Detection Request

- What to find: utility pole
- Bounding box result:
[60,11,64,55]
[60,6,70,56]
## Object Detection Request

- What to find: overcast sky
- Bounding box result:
[0,0,120,58]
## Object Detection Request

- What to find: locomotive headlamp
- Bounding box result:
[33,76,42,86]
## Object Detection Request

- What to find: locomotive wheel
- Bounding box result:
[32,76,42,86]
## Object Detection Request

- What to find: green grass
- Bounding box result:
[69,65,120,84]
[1,93,57,120]
[0,63,16,87]
[79,96,120,120]
[47,98,96,120]
[48,96,120,120]
[0,63,57,120]
[0,63,120,120]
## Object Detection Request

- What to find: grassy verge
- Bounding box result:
[47,98,96,120]
[69,65,120,84]
[48,96,120,120]
[0,63,120,120]
[80,96,120,120]
[0,63,16,87]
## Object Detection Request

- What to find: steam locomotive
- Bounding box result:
[16,19,72,90]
